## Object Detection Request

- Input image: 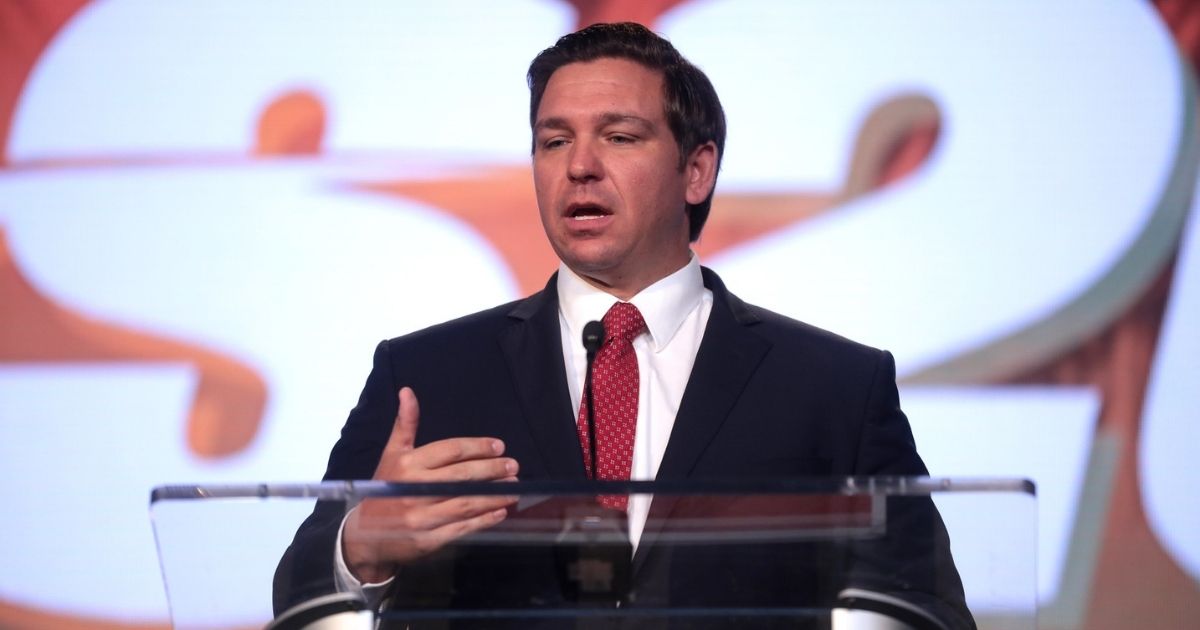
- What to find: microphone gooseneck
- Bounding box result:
[581,320,605,480]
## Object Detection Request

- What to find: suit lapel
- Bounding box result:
[655,268,770,481]
[634,268,771,571]
[498,274,587,479]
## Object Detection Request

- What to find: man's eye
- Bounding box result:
[609,135,635,145]
[542,138,567,150]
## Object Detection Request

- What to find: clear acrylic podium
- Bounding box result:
[150,477,1035,629]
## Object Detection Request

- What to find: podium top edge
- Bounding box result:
[148,476,1035,504]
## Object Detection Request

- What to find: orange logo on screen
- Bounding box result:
[0,5,937,626]
[0,7,938,624]
[0,2,939,460]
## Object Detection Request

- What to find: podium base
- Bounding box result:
[268,593,374,630]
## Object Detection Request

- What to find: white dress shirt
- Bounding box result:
[335,254,712,596]
[556,254,712,548]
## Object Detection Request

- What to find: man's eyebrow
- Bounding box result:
[533,117,570,133]
[533,113,656,133]
[596,112,654,131]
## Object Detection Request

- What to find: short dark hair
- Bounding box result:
[527,22,726,242]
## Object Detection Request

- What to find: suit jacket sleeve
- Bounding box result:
[273,339,401,614]
[845,350,975,630]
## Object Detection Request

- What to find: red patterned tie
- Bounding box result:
[576,302,647,510]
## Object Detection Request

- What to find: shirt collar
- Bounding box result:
[557,254,706,353]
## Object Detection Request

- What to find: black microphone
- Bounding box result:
[581,321,605,480]
[555,499,630,606]
[559,320,631,607]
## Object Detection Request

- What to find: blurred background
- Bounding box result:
[1,1,1198,628]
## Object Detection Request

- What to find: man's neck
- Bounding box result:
[570,257,694,301]
[557,254,707,355]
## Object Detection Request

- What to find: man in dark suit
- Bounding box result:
[275,22,972,630]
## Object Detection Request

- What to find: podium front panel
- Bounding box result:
[150,478,1035,629]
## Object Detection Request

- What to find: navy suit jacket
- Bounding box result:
[275,268,973,629]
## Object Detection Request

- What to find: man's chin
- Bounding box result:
[565,262,620,287]
[553,251,621,285]
[555,242,622,274]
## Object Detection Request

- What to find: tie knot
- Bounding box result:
[602,302,647,344]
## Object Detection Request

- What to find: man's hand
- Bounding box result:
[341,387,519,583]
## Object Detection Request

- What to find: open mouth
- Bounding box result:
[567,203,612,220]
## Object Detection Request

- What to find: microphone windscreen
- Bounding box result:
[582,320,605,354]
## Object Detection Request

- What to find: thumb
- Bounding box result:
[382,386,420,458]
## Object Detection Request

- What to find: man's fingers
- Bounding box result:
[413,495,517,531]
[376,454,517,487]
[430,456,518,483]
[394,387,420,451]
[408,439,513,474]
[343,497,509,579]
[375,387,508,482]
[381,505,509,561]
[374,387,421,480]
[419,506,510,551]
[355,494,516,536]
[350,388,520,573]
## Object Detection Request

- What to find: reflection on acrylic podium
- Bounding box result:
[150,477,1034,630]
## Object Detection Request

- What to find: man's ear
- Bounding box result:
[684,141,719,205]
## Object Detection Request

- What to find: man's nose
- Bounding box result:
[567,139,603,183]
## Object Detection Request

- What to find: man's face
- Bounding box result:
[533,57,716,298]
